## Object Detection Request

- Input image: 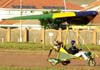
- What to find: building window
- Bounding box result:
[12,5,36,9]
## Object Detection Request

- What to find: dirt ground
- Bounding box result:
[0,50,99,67]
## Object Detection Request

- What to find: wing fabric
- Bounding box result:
[58,47,77,61]
[7,11,98,20]
[8,14,53,20]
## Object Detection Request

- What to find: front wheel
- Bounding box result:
[88,58,96,66]
[61,61,70,65]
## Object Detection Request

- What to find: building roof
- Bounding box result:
[1,0,100,25]
[0,0,83,10]
[67,0,95,5]
[0,20,21,25]
[82,0,100,25]
[92,13,100,25]
[82,0,100,11]
[0,0,84,25]
[0,20,40,25]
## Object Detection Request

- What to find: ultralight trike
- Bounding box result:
[48,46,96,66]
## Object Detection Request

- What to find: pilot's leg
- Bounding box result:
[74,51,88,60]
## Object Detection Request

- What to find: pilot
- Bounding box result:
[67,40,80,54]
[68,40,89,60]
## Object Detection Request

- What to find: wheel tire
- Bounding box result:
[61,61,70,65]
[48,58,60,65]
[88,58,96,66]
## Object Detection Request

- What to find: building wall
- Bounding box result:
[0,28,7,42]
[0,28,100,45]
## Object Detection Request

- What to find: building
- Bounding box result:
[0,0,85,29]
[0,0,99,25]
[0,0,99,43]
[81,0,100,25]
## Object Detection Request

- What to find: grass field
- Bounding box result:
[0,42,100,51]
[0,43,100,70]
[0,66,99,70]
[0,42,51,50]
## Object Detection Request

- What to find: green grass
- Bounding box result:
[66,44,100,51]
[0,42,100,51]
[0,42,51,51]
[0,66,99,70]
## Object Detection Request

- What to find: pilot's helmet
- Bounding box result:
[71,40,75,45]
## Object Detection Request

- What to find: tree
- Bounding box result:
[39,10,66,29]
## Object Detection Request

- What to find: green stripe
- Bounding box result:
[8,14,53,20]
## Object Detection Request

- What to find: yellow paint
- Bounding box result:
[52,12,76,19]
[60,47,68,54]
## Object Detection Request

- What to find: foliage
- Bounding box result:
[39,10,67,29]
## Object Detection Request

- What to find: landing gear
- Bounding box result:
[88,57,96,66]
[48,58,59,65]
[61,61,70,65]
[48,58,70,66]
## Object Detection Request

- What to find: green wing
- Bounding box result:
[7,12,77,20]
[6,11,98,25]
[7,11,98,20]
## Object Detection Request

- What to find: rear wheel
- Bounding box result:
[88,58,96,66]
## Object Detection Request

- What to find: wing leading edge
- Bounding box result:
[7,11,98,20]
